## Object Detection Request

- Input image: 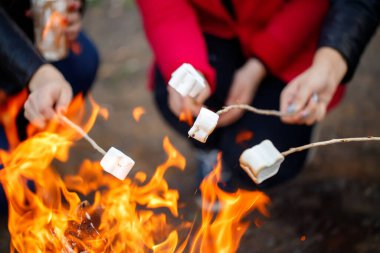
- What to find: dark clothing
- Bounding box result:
[0,7,45,95]
[154,34,313,189]
[319,0,380,83]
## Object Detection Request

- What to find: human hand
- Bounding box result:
[168,79,211,118]
[25,64,73,128]
[280,47,347,125]
[66,0,82,42]
[218,58,266,127]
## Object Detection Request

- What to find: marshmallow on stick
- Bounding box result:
[169,63,206,97]
[100,147,135,180]
[188,107,219,143]
[188,105,287,143]
[240,136,380,184]
[240,140,284,184]
[58,115,135,180]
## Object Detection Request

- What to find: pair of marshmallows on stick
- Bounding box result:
[169,64,380,184]
[168,64,219,143]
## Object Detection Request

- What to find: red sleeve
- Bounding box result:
[136,0,216,92]
[250,0,329,75]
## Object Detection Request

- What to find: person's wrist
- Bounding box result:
[314,47,348,85]
[28,64,65,92]
[244,58,267,79]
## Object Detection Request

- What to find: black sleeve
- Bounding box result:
[319,0,380,83]
[0,7,46,95]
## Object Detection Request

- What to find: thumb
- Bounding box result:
[55,87,73,114]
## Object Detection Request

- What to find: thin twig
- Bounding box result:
[216,104,289,117]
[58,115,107,156]
[281,136,380,157]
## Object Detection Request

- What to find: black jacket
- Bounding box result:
[319,0,380,83]
[0,6,45,95]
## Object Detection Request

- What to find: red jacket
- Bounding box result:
[137,0,344,108]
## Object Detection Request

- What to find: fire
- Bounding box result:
[235,130,254,145]
[179,109,194,126]
[0,95,271,252]
[42,11,68,42]
[190,154,270,253]
[132,106,146,122]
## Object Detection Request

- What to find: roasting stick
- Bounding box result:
[240,136,380,185]
[281,136,380,156]
[216,104,289,117]
[58,114,107,155]
[188,105,292,143]
[56,114,135,180]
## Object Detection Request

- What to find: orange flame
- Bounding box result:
[0,95,271,252]
[42,11,67,41]
[132,106,146,122]
[179,109,194,126]
[190,154,270,253]
[235,130,254,145]
[0,93,190,252]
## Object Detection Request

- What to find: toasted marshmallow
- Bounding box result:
[239,140,284,184]
[188,107,219,143]
[100,147,135,180]
[169,63,206,97]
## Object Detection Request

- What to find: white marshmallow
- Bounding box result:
[239,140,284,184]
[188,107,219,143]
[100,147,135,180]
[169,63,206,98]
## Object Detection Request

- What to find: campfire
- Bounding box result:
[0,94,270,252]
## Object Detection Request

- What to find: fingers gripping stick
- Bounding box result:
[240,137,380,184]
[169,63,206,97]
[58,115,135,180]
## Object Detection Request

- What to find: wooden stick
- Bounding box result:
[58,115,107,156]
[281,136,380,157]
[216,104,289,117]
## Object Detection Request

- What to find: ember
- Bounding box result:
[132,106,146,123]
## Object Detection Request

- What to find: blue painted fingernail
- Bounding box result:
[301,111,309,119]
[287,104,297,114]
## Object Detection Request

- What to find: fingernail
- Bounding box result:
[287,104,297,114]
[301,111,309,119]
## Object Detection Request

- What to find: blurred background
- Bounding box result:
[1,1,380,252]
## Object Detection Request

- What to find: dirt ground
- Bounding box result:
[1,1,380,252]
